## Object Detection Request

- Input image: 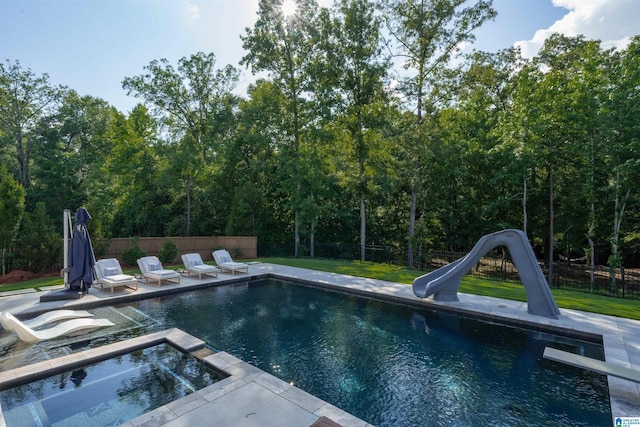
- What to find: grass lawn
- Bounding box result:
[260,257,640,321]
[1,258,637,321]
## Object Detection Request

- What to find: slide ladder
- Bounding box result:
[412,229,560,319]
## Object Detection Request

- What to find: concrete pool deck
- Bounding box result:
[0,262,639,425]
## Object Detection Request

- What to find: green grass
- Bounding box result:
[260,257,640,321]
[0,267,142,292]
[2,258,638,320]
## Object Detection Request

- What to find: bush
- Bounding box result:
[122,237,147,266]
[12,203,61,273]
[92,238,111,259]
[158,239,178,264]
[231,247,243,258]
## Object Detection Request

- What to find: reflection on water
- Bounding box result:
[131,280,611,427]
[0,280,611,427]
[0,305,161,370]
[0,344,221,427]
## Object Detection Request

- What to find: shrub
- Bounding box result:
[158,239,178,264]
[231,247,243,259]
[12,202,61,273]
[122,237,147,266]
[92,238,111,259]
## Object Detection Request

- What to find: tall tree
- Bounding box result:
[242,0,321,257]
[605,36,640,288]
[381,0,496,267]
[30,91,115,219]
[122,52,240,235]
[92,105,168,237]
[0,166,25,275]
[0,60,64,190]
[529,35,609,285]
[313,0,389,260]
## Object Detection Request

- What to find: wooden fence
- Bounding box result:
[98,236,257,264]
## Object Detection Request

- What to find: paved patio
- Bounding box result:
[0,262,638,425]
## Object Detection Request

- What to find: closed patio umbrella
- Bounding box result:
[67,207,95,294]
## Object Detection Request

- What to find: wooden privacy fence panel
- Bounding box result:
[100,236,256,263]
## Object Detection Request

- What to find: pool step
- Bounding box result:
[543,347,640,383]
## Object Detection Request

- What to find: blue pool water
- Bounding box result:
[119,279,611,427]
[0,343,222,427]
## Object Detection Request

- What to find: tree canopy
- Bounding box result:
[1,2,639,280]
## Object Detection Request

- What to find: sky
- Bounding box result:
[1,0,639,114]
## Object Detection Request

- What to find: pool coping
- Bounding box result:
[0,262,639,424]
[0,328,369,427]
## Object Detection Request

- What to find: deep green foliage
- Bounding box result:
[0,166,25,275]
[13,203,61,273]
[1,6,639,277]
[122,237,147,267]
[158,239,179,264]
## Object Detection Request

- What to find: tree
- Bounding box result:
[522,35,610,285]
[29,91,116,220]
[13,202,60,273]
[313,0,390,261]
[89,105,169,238]
[381,0,496,267]
[241,0,321,257]
[0,166,25,275]
[0,60,64,190]
[220,80,277,238]
[122,52,239,235]
[605,36,640,289]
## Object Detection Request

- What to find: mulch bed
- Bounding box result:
[0,270,58,286]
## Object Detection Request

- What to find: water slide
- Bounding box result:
[412,229,561,319]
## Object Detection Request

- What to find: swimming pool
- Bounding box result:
[112,278,610,426]
[0,342,222,427]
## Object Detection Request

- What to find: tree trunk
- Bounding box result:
[294,180,300,257]
[310,223,315,258]
[185,175,192,236]
[408,186,417,269]
[408,64,424,270]
[310,190,315,258]
[547,166,554,286]
[360,192,366,262]
[522,176,527,234]
[15,129,30,190]
[611,166,630,290]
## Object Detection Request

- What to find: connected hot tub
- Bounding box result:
[0,330,223,427]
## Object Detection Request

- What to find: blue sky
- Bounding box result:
[1,0,638,113]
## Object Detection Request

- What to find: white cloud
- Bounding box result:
[184,2,200,22]
[515,0,640,58]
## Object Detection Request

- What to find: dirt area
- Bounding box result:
[0,270,59,286]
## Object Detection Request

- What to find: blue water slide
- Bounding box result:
[412,229,561,319]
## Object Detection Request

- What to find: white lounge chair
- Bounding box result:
[1,312,114,343]
[0,310,93,331]
[212,249,249,275]
[137,256,181,286]
[181,253,219,279]
[95,258,138,293]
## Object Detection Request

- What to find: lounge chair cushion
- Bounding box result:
[148,262,161,271]
[212,250,249,274]
[95,258,125,279]
[103,274,136,282]
[103,267,119,276]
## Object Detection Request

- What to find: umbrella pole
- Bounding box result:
[63,209,71,288]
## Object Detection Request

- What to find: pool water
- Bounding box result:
[0,343,222,427]
[120,279,611,427]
